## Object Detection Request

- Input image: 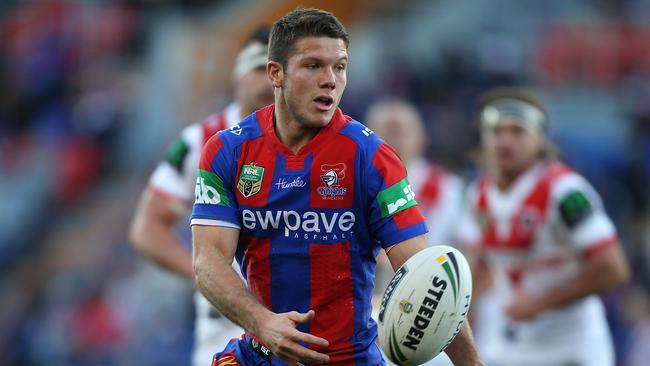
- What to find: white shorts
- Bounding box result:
[489,312,614,366]
[192,292,244,366]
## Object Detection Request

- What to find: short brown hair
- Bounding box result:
[269,8,349,67]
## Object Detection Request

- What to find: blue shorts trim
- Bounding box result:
[211,333,271,366]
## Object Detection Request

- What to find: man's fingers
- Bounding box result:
[287,309,315,324]
[292,329,329,348]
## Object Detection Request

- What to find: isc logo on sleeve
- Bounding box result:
[377,178,417,217]
[195,169,230,206]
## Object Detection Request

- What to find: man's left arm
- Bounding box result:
[386,235,484,366]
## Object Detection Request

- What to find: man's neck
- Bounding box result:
[494,160,538,191]
[273,103,320,154]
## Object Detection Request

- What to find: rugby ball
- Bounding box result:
[377,245,472,365]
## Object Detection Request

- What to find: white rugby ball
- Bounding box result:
[377,245,472,365]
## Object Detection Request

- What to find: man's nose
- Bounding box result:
[319,67,336,89]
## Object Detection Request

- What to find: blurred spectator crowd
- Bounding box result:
[1,1,650,365]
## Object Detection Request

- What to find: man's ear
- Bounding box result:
[267,61,283,88]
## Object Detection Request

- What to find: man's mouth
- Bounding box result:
[313,95,334,111]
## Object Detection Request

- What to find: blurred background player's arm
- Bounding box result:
[129,126,198,279]
[192,224,330,366]
[507,238,629,321]
[507,183,631,321]
[386,234,484,366]
[130,189,193,279]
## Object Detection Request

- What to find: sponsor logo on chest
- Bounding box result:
[241,209,356,241]
[275,177,307,190]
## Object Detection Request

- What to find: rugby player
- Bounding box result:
[458,87,630,366]
[192,8,483,366]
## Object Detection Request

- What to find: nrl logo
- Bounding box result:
[238,162,264,198]
[399,299,413,314]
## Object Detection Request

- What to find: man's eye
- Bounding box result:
[336,64,346,71]
[307,64,319,69]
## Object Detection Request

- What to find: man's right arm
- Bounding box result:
[192,224,330,366]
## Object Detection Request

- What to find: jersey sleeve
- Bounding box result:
[552,174,618,256]
[365,143,428,248]
[190,133,241,228]
[149,124,203,202]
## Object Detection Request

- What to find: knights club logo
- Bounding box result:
[321,163,345,186]
[318,163,347,199]
[237,162,264,198]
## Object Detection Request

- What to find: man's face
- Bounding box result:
[281,36,348,128]
[236,65,274,114]
[482,119,543,176]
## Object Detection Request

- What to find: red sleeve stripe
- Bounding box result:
[198,134,223,171]
[371,143,408,186]
[393,206,426,230]
[583,236,618,259]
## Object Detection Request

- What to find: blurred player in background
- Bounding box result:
[365,99,464,246]
[129,27,273,366]
[191,8,483,366]
[458,87,630,366]
[365,99,464,366]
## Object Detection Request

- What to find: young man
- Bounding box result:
[191,9,483,366]
[458,87,630,366]
[129,28,273,366]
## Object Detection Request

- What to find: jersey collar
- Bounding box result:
[255,104,350,156]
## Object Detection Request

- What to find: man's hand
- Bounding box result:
[255,310,330,366]
[505,291,544,321]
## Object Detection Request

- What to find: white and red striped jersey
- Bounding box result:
[149,103,241,203]
[458,160,617,366]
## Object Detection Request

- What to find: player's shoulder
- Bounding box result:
[338,118,386,156]
[210,109,264,149]
[545,161,598,200]
[541,162,586,190]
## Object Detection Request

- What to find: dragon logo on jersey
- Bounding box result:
[238,163,264,198]
[518,207,541,235]
[377,178,417,217]
[318,163,347,199]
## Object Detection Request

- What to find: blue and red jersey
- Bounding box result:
[191,105,427,365]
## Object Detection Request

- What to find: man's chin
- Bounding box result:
[307,111,335,127]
